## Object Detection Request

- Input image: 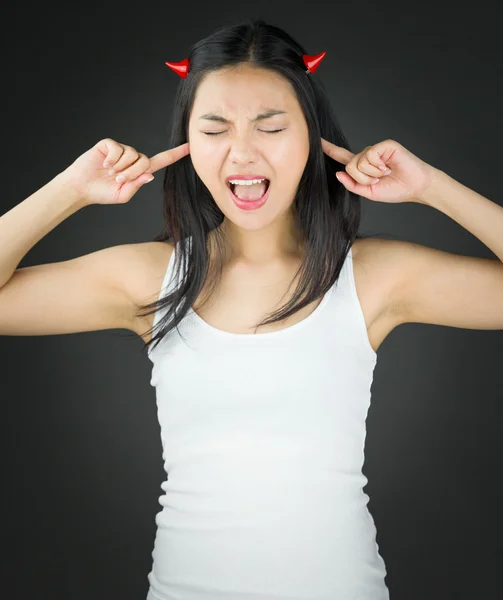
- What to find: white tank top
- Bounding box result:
[146,236,388,600]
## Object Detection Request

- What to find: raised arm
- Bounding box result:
[0,138,189,337]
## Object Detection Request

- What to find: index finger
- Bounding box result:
[148,142,190,173]
[320,137,354,166]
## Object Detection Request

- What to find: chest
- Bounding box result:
[140,241,397,353]
[192,259,325,335]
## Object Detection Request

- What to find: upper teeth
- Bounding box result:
[228,178,266,185]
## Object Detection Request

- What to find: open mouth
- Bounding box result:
[227,179,271,196]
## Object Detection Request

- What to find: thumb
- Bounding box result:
[121,173,154,197]
[139,173,155,186]
[336,171,352,188]
[336,170,375,201]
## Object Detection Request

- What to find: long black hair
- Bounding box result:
[136,18,369,354]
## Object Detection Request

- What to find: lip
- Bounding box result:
[225,174,270,182]
[228,180,271,211]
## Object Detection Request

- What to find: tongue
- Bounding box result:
[233,181,267,201]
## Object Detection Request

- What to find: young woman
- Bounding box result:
[1,18,501,600]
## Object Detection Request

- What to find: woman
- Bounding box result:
[1,18,501,600]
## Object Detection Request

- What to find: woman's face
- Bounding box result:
[187,64,310,230]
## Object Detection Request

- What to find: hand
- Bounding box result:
[60,138,190,205]
[321,137,436,204]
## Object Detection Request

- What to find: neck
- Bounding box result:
[217,214,305,267]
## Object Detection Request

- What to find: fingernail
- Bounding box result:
[145,176,154,183]
[116,174,125,183]
[103,161,110,168]
[378,165,387,172]
[371,178,380,184]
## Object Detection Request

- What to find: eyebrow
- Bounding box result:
[198,109,288,123]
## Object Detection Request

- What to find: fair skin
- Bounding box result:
[321,137,503,333]
[0,66,501,347]
[187,64,309,268]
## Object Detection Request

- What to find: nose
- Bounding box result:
[227,133,261,165]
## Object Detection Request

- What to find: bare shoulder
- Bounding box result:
[351,236,410,351]
[124,241,175,339]
[355,238,503,331]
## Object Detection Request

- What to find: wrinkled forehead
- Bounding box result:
[190,67,298,121]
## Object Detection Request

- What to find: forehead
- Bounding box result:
[190,66,299,118]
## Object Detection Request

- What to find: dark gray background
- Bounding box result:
[1,1,502,599]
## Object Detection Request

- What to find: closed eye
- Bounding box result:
[203,129,285,136]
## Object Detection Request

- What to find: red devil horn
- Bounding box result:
[302,51,327,74]
[165,58,190,79]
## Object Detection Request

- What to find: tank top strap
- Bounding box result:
[151,238,187,332]
[339,244,377,361]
